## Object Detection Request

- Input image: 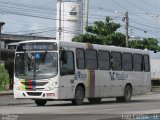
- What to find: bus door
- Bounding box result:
[59,51,75,99]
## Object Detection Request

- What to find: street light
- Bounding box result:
[0,22,5,62]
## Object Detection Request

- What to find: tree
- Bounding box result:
[129,38,160,52]
[0,64,9,90]
[5,60,14,89]
[72,16,160,52]
[72,16,126,47]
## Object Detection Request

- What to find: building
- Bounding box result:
[1,33,55,49]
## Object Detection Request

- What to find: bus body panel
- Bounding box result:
[14,40,151,101]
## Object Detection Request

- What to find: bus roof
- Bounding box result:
[17,40,149,54]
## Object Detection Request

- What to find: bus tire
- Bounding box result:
[72,86,84,105]
[88,98,102,103]
[35,100,47,106]
[116,85,132,102]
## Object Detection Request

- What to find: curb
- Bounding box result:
[0,91,13,96]
[151,86,160,92]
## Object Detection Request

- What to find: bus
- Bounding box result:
[14,40,151,106]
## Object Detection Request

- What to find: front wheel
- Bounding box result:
[35,100,47,106]
[72,86,84,105]
[116,85,132,102]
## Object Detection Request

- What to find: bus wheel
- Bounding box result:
[88,98,102,103]
[35,100,47,106]
[72,86,84,105]
[116,85,132,102]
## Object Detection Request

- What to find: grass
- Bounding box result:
[0,86,4,91]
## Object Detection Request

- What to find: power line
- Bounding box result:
[5,27,55,34]
[140,0,160,10]
[126,0,147,13]
[130,20,157,30]
[0,1,56,12]
[112,0,127,11]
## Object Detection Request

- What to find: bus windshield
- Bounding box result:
[15,52,58,80]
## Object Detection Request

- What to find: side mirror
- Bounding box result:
[60,50,67,64]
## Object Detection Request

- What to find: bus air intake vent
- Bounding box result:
[27,92,42,96]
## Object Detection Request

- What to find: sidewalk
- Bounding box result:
[0,90,13,96]
[151,86,160,92]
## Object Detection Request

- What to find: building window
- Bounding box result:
[85,49,97,70]
[98,50,110,70]
[122,53,133,71]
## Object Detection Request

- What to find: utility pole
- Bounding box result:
[0,22,5,62]
[125,12,129,47]
[83,0,89,34]
[58,0,62,41]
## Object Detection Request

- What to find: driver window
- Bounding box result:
[60,51,75,76]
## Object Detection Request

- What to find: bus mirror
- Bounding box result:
[41,51,47,61]
[60,50,67,64]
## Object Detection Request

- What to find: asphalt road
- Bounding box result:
[0,92,160,120]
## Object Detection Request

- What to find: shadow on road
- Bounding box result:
[37,98,160,107]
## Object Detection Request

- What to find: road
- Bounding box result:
[0,92,160,120]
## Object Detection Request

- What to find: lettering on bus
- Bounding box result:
[109,72,128,80]
[74,71,87,80]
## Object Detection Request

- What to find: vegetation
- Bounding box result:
[129,38,160,52]
[72,16,160,52]
[5,60,14,89]
[1,50,15,89]
[0,64,10,91]
[72,16,126,47]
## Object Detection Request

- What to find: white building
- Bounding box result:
[56,0,83,41]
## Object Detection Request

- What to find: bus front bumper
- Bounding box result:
[14,89,59,100]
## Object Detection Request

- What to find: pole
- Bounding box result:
[58,0,62,41]
[125,12,129,47]
[83,0,89,34]
[156,15,159,39]
[0,22,5,62]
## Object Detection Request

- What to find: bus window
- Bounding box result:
[98,50,110,70]
[85,49,97,70]
[122,53,133,71]
[76,48,85,69]
[111,52,122,71]
[15,52,58,80]
[60,51,75,76]
[133,54,143,71]
[143,55,150,72]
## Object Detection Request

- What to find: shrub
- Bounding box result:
[5,60,14,89]
[0,64,10,90]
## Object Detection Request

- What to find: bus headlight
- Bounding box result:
[14,82,21,90]
[45,83,55,91]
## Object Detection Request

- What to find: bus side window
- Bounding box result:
[143,55,150,72]
[98,50,110,70]
[85,49,98,70]
[111,52,122,71]
[122,53,133,71]
[76,48,85,69]
[60,51,75,76]
[133,54,143,71]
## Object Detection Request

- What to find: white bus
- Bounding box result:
[14,40,151,106]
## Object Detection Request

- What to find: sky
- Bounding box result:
[1,0,160,40]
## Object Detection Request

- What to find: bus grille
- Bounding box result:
[27,92,42,96]
[21,81,48,87]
